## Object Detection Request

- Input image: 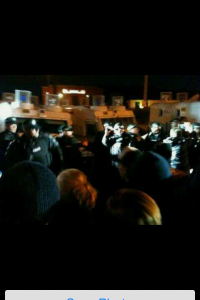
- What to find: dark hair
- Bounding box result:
[119,147,142,168]
[153,142,172,162]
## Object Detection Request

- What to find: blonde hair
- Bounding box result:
[57,169,97,210]
[107,189,162,225]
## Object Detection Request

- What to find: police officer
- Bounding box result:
[144,122,166,151]
[57,125,65,138]
[127,124,145,152]
[170,118,180,130]
[102,122,131,167]
[189,123,200,169]
[6,119,63,175]
[0,117,18,172]
[56,125,82,170]
[164,128,190,172]
[170,118,190,138]
[93,122,113,155]
[190,123,200,139]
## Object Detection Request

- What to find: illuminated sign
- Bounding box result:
[63,89,86,94]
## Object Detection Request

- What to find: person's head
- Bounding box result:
[127,151,172,198]
[114,123,124,135]
[151,122,161,134]
[170,128,183,138]
[0,162,60,224]
[57,169,97,210]
[171,119,180,129]
[127,124,140,135]
[58,125,64,137]
[193,123,200,135]
[5,117,18,133]
[118,147,142,182]
[153,142,172,163]
[62,125,73,137]
[23,119,40,139]
[106,189,162,225]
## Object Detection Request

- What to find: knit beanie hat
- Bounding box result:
[0,161,60,223]
[128,151,172,194]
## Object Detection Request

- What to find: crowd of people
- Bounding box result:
[0,116,199,225]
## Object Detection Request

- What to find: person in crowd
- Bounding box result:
[6,119,63,175]
[0,117,18,173]
[56,125,83,170]
[144,122,166,151]
[190,123,200,139]
[0,161,60,224]
[57,125,65,138]
[170,118,180,130]
[127,124,145,152]
[57,169,97,209]
[44,169,97,225]
[189,123,200,169]
[102,123,131,167]
[118,147,143,183]
[105,189,162,226]
[164,128,190,172]
[127,151,172,196]
[153,142,172,165]
[124,151,175,223]
[94,122,113,147]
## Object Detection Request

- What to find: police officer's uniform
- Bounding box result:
[103,126,131,167]
[56,125,82,170]
[6,119,63,175]
[0,117,18,172]
[144,123,166,151]
[127,124,145,152]
[189,123,200,169]
[169,137,190,172]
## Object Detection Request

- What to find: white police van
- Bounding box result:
[150,102,200,132]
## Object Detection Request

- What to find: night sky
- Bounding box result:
[0,75,200,99]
